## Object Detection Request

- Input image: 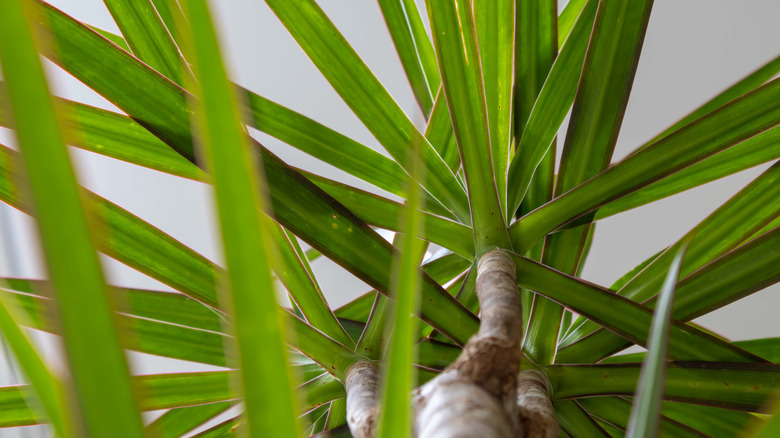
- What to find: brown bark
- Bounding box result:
[344,249,560,437]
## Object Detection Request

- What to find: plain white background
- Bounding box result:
[0,0,779,435]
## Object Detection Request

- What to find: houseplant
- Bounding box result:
[0,0,778,436]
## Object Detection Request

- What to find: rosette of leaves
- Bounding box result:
[0,0,778,436]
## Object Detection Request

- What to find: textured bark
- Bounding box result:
[345,361,380,438]
[414,249,524,437]
[345,250,560,437]
[516,370,559,438]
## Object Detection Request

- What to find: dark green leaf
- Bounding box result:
[427,0,510,252]
[510,77,780,253]
[546,362,780,412]
[264,0,470,222]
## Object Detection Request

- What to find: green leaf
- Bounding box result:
[661,401,754,437]
[142,2,303,429]
[263,0,470,222]
[376,152,425,438]
[425,89,461,173]
[511,255,764,362]
[334,252,470,324]
[0,2,144,436]
[563,126,780,228]
[0,369,341,430]
[475,0,515,215]
[1,276,364,384]
[750,394,780,437]
[268,221,354,347]
[427,0,510,252]
[558,226,780,364]
[378,0,434,114]
[401,0,440,93]
[244,90,413,203]
[0,288,67,436]
[303,170,474,259]
[515,0,556,136]
[557,0,588,45]
[568,160,780,345]
[33,0,480,345]
[553,400,610,437]
[506,0,597,212]
[578,397,705,438]
[545,362,780,412]
[626,246,686,438]
[525,0,654,365]
[101,0,186,84]
[144,401,234,438]
[510,76,780,254]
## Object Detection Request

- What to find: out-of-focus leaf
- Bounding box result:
[144,401,234,438]
[376,149,425,438]
[626,247,686,437]
[0,290,67,436]
[179,0,303,432]
[0,2,144,436]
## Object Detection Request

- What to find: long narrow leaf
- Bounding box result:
[178,1,301,433]
[506,0,597,211]
[268,221,353,347]
[102,0,186,84]
[545,362,780,412]
[568,159,780,343]
[0,291,67,436]
[558,226,780,364]
[378,0,434,114]
[303,170,474,259]
[578,397,705,438]
[376,151,425,438]
[0,2,144,436]
[32,0,480,344]
[510,76,780,253]
[264,0,470,222]
[525,0,654,365]
[553,400,610,437]
[144,401,234,438]
[626,246,686,437]
[427,0,510,253]
[511,255,764,363]
[475,0,515,215]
